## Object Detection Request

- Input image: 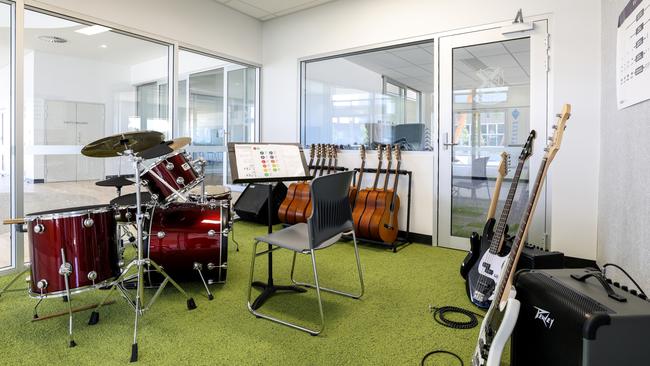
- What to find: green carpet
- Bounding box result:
[0,221,483,365]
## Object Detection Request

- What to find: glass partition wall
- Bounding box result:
[0,6,259,274]
[301,41,434,151]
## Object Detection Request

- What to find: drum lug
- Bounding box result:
[222,227,229,237]
[125,212,133,220]
[36,279,48,290]
[165,162,174,170]
[207,262,226,270]
[207,229,216,238]
[87,271,97,285]
[151,194,159,202]
[83,217,94,228]
[33,223,45,234]
[141,179,149,187]
[176,177,185,186]
[59,262,72,276]
[157,231,166,239]
[193,262,203,270]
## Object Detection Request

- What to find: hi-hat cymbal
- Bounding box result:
[168,137,191,150]
[81,131,165,158]
[95,176,135,188]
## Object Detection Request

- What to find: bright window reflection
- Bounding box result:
[0,2,11,269]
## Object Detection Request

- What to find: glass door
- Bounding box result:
[438,21,548,250]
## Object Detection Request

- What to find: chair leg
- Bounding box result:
[290,230,364,299]
[309,249,325,335]
[247,243,323,335]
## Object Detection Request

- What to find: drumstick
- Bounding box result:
[3,218,25,225]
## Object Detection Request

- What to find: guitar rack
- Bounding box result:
[307,165,348,173]
[349,167,413,253]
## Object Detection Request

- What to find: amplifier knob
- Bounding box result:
[83,218,94,228]
[613,282,621,288]
[622,285,629,292]
[33,224,45,234]
[631,289,638,295]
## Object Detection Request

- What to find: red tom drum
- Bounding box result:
[25,205,119,297]
[145,201,228,283]
[141,150,201,202]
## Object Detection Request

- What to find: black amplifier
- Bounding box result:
[511,268,650,366]
[504,242,564,270]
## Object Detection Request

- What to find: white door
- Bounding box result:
[438,21,549,250]
[44,100,77,182]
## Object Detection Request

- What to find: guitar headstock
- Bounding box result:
[317,144,324,159]
[544,104,571,162]
[309,144,315,160]
[332,144,338,159]
[394,144,401,161]
[385,144,392,162]
[359,145,366,161]
[377,144,384,162]
[497,151,509,178]
[519,130,537,161]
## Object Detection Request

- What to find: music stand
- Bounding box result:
[228,143,312,309]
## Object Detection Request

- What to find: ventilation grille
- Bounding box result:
[38,36,67,44]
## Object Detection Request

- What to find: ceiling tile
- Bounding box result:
[393,65,432,78]
[504,38,529,53]
[465,42,508,57]
[480,54,519,69]
[389,47,433,65]
[273,0,334,16]
[226,0,273,19]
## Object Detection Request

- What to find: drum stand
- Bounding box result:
[88,149,196,363]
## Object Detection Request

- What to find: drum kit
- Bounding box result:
[1,130,233,362]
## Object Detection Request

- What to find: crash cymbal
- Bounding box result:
[81,131,165,158]
[168,137,191,151]
[95,176,135,188]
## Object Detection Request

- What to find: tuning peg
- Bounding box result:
[543,147,549,152]
[547,136,553,142]
[552,125,558,130]
[555,113,562,118]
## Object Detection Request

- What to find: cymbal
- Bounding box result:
[168,137,191,150]
[81,131,165,158]
[95,176,135,188]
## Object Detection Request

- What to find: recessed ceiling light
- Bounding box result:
[38,35,67,44]
[75,25,111,36]
[99,44,108,48]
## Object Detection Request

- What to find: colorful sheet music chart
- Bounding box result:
[228,143,310,183]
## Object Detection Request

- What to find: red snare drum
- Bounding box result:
[141,151,201,202]
[25,205,119,297]
[145,201,228,283]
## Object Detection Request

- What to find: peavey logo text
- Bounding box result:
[533,307,555,329]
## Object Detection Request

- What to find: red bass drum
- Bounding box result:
[145,202,228,283]
[25,205,119,297]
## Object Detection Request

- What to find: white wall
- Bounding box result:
[32,0,262,64]
[262,0,602,259]
[598,0,650,289]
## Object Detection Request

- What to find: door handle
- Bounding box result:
[442,133,459,150]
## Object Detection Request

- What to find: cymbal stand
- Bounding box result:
[88,148,196,363]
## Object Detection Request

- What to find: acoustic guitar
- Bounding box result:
[367,144,393,239]
[278,145,315,223]
[303,144,335,220]
[356,145,385,238]
[287,144,322,224]
[378,144,402,244]
[472,104,571,366]
[350,145,366,206]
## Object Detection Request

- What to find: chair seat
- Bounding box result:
[255,223,341,253]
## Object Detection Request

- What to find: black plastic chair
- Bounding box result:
[246,171,364,335]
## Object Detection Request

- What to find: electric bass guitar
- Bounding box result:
[472,104,571,366]
[463,131,536,308]
[460,151,509,280]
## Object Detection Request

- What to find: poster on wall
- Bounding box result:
[616,0,650,110]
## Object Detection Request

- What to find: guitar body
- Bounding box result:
[278,183,298,223]
[291,182,311,224]
[472,289,520,366]
[358,190,380,238]
[378,193,399,243]
[352,189,371,229]
[368,190,388,239]
[460,231,482,280]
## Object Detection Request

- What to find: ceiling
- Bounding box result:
[345,43,435,93]
[213,0,337,21]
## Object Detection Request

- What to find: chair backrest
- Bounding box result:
[471,156,489,180]
[307,171,354,249]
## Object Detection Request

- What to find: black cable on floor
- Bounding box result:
[421,350,463,366]
[420,305,484,365]
[430,305,483,330]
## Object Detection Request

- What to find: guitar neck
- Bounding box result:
[488,159,526,253]
[382,160,392,190]
[487,175,504,220]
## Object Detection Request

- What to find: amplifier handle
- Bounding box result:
[571,270,627,303]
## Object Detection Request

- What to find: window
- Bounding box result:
[0,2,11,269]
[301,41,434,150]
[177,50,258,186]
